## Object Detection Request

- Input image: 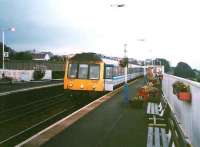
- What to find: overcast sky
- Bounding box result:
[0,0,200,69]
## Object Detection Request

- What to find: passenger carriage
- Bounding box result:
[64,53,144,92]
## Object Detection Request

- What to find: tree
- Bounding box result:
[0,42,16,59]
[0,42,16,68]
[174,62,195,79]
[197,75,200,82]
[13,51,32,60]
[50,55,64,62]
[154,58,170,73]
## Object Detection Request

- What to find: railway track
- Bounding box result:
[0,90,103,146]
[0,106,77,147]
[0,93,65,124]
[0,92,78,146]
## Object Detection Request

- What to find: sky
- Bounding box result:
[0,0,200,69]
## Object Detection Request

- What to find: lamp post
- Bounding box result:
[1,27,15,74]
[110,3,129,103]
[124,43,127,84]
[123,43,129,103]
[110,4,125,8]
[137,38,147,83]
[148,49,153,66]
[2,31,5,71]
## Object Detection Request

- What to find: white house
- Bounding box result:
[32,52,53,61]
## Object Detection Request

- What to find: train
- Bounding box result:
[64,53,144,92]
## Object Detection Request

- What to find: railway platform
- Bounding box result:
[19,78,147,147]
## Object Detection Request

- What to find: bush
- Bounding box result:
[0,75,13,83]
[174,62,195,79]
[197,75,200,82]
[154,58,171,73]
[52,71,64,79]
[33,70,45,80]
[129,96,143,108]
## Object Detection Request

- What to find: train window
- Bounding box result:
[78,64,88,79]
[105,67,113,79]
[120,67,124,76]
[112,67,117,77]
[89,64,100,79]
[68,64,78,78]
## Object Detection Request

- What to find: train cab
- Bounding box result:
[64,53,105,91]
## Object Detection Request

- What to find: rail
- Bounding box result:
[0,83,63,97]
[162,74,200,147]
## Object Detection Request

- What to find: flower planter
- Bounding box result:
[178,92,191,101]
[148,95,160,102]
[173,81,192,102]
[138,88,148,97]
[143,95,149,101]
[130,100,143,108]
[138,91,148,97]
[159,75,163,80]
[129,96,143,108]
[173,87,178,95]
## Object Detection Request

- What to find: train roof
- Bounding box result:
[69,53,102,62]
[68,53,143,67]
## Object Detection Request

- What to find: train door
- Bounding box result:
[104,65,113,91]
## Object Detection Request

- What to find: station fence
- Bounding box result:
[162,74,200,147]
[1,60,65,71]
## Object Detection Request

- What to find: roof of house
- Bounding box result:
[32,53,46,59]
[32,52,53,59]
[40,52,53,57]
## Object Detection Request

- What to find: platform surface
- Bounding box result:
[42,79,146,147]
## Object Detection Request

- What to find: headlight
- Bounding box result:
[80,84,84,89]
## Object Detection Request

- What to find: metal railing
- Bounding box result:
[162,74,200,147]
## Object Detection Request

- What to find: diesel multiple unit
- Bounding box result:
[64,53,144,91]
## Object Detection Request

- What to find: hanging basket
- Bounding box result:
[119,58,128,67]
[177,92,191,101]
[172,81,192,102]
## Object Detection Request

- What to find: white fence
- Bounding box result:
[162,74,200,147]
[0,70,52,81]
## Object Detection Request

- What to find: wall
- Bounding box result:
[1,60,64,71]
[162,74,200,147]
[0,69,52,81]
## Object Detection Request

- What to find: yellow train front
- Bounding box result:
[64,53,144,92]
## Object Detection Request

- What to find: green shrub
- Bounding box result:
[52,71,64,79]
[174,62,195,79]
[0,75,13,83]
[33,70,45,80]
[197,76,200,82]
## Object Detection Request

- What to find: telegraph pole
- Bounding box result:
[123,43,129,103]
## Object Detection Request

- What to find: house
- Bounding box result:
[32,52,53,61]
